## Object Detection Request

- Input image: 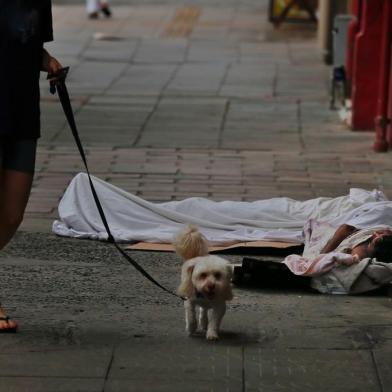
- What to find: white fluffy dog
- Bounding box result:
[175,225,233,341]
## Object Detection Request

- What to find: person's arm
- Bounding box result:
[41,48,62,75]
[321,224,358,253]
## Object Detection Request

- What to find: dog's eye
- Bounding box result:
[214,272,222,280]
[199,273,207,280]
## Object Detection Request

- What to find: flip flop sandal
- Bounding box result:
[0,317,17,333]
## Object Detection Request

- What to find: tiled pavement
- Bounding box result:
[23,1,392,232]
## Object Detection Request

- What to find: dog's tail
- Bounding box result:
[174,224,209,260]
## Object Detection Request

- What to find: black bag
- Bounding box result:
[234,257,311,290]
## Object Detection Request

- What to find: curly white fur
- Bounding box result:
[175,226,233,340]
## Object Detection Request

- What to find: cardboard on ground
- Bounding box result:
[125,240,302,253]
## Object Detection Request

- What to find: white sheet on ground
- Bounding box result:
[52,172,388,245]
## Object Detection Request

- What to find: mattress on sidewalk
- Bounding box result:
[52,172,390,246]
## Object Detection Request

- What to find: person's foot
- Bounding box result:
[0,307,17,332]
[101,5,112,18]
[88,12,99,19]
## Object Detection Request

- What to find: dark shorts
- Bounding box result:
[0,138,37,174]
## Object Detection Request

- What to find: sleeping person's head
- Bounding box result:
[367,229,392,262]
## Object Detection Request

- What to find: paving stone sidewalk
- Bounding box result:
[22,0,392,231]
[2,1,392,391]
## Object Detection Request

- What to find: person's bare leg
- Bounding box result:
[0,169,34,331]
[0,169,33,249]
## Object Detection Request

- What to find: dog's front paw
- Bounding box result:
[206,330,219,341]
[199,314,208,331]
[186,320,197,336]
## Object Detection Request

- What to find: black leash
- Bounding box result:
[50,67,183,300]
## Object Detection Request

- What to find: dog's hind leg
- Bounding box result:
[206,303,226,341]
[185,300,197,336]
[198,307,208,331]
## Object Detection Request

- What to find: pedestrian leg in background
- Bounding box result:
[100,1,112,18]
[86,0,99,19]
[86,0,112,19]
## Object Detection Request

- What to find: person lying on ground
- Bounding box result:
[284,224,392,278]
[321,224,392,262]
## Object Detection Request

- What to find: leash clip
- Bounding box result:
[49,66,70,95]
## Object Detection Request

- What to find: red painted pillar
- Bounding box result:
[374,0,392,152]
[387,45,392,147]
[345,0,361,84]
[350,0,383,130]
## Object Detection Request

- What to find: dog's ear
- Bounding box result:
[222,284,233,301]
[222,264,233,301]
[177,259,197,298]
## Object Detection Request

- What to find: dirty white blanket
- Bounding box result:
[283,252,360,277]
[53,173,389,245]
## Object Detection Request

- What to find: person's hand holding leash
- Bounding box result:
[42,48,63,79]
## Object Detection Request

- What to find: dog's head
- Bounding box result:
[177,255,233,301]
